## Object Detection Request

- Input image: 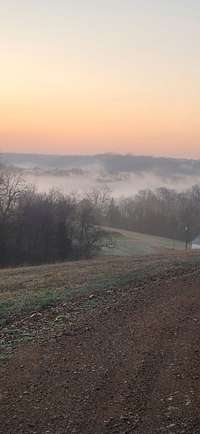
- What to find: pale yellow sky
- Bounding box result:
[1,0,200,157]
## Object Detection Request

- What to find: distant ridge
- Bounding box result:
[2,152,200,177]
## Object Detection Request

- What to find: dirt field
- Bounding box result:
[1,253,200,433]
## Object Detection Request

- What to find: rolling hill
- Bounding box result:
[101,226,185,256]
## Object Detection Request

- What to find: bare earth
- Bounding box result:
[1,253,200,433]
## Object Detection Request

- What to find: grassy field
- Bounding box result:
[0,227,194,361]
[101,226,185,256]
[1,252,200,359]
[0,255,164,325]
[0,228,186,328]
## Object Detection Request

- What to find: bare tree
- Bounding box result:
[0,167,26,264]
[86,186,111,225]
[0,168,25,223]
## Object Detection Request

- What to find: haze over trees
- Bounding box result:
[1,163,200,267]
[3,153,200,200]
[3,153,200,178]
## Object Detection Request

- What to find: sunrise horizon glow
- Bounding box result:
[1,1,200,158]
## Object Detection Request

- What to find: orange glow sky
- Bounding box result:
[1,1,200,157]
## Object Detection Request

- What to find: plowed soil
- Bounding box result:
[1,254,200,433]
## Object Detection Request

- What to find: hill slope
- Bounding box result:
[1,252,200,433]
[101,226,185,256]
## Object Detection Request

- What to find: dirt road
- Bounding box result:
[1,259,200,433]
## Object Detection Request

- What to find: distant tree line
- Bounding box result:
[102,186,200,243]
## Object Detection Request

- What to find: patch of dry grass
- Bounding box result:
[1,251,200,327]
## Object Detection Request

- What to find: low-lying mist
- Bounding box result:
[25,170,200,198]
[3,153,200,197]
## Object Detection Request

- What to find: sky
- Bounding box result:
[1,0,200,157]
